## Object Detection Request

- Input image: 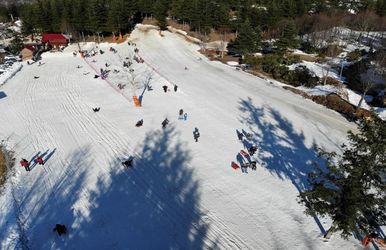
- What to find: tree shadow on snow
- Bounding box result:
[65,124,212,249]
[238,97,327,235]
[8,147,91,249]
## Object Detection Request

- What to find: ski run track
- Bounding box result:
[0,25,364,249]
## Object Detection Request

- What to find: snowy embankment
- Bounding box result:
[0,62,23,86]
[0,24,363,249]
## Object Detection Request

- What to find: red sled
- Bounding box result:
[231,161,240,170]
[240,150,249,157]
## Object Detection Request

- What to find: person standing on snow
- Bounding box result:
[20,159,30,172]
[193,128,200,142]
[174,85,178,92]
[122,158,134,168]
[162,85,168,93]
[53,224,67,236]
[162,118,169,128]
[35,156,45,165]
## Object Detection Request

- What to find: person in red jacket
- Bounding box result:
[35,156,45,165]
[20,159,30,172]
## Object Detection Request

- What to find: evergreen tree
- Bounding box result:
[275,19,299,52]
[154,0,168,30]
[9,32,24,55]
[376,0,386,16]
[299,118,386,239]
[233,19,261,55]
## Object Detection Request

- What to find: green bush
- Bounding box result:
[284,66,319,87]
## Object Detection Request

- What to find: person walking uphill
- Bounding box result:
[193,128,200,142]
[20,158,30,172]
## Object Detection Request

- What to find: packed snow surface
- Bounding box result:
[0,25,362,249]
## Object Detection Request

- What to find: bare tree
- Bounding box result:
[357,67,377,109]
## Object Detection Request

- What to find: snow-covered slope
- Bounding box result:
[0,25,361,249]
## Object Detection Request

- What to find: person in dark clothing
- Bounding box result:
[179,109,184,116]
[135,119,143,127]
[161,118,169,128]
[53,224,67,236]
[93,107,100,112]
[162,85,168,93]
[237,130,244,141]
[34,76,39,79]
[193,128,200,142]
[94,75,99,78]
[248,146,257,155]
[20,159,30,172]
[122,158,133,168]
[174,85,178,92]
[250,161,257,170]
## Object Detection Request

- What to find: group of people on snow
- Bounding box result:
[20,156,45,172]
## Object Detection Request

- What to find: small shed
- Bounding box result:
[20,45,35,60]
[42,34,69,48]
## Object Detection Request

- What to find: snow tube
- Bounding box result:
[231,162,240,170]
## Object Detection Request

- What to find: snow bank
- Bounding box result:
[0,62,23,86]
[346,89,371,109]
[135,24,159,32]
[167,26,202,44]
[297,85,339,96]
[289,60,341,80]
[226,61,239,66]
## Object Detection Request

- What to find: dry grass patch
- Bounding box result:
[0,147,6,187]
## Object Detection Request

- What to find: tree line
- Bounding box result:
[1,0,384,39]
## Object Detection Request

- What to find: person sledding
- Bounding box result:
[53,224,67,236]
[122,157,134,168]
[135,119,143,127]
[35,156,45,165]
[161,118,169,128]
[193,128,200,142]
[20,158,30,172]
[93,107,100,112]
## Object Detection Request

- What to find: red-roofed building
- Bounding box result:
[42,34,69,48]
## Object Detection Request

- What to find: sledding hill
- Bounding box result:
[0,25,361,249]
